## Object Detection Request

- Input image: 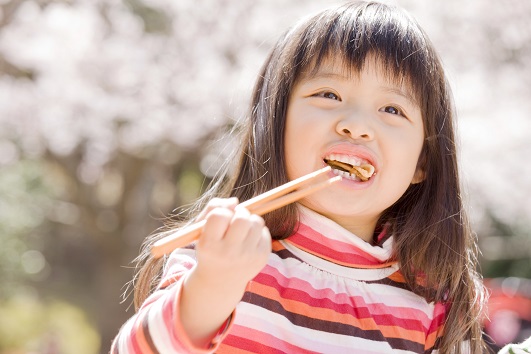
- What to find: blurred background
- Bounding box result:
[0,0,529,353]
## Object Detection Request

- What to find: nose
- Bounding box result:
[335,113,374,141]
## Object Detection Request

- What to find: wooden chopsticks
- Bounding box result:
[151,166,340,258]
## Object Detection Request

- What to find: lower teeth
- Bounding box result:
[333,169,361,181]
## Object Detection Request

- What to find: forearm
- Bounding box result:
[180,265,249,347]
[177,204,271,347]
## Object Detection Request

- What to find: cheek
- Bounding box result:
[284,116,303,177]
[386,132,424,183]
[284,110,322,179]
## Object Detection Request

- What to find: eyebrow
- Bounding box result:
[304,70,352,81]
[302,72,419,106]
[381,87,419,106]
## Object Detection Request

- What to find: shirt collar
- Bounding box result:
[284,205,396,269]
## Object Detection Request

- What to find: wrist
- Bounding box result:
[180,266,247,347]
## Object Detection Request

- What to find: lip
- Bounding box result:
[322,143,379,172]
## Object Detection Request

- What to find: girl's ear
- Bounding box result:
[411,167,426,184]
[411,146,427,184]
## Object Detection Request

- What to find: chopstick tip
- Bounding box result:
[331,175,342,183]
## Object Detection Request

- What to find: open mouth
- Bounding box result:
[324,155,375,182]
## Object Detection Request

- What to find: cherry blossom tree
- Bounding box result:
[0,0,529,352]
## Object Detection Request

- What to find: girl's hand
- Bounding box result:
[180,197,272,347]
[194,197,272,287]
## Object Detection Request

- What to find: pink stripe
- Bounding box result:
[159,258,194,289]
[159,283,215,353]
[160,288,187,351]
[259,264,434,329]
[290,224,383,266]
[427,303,446,335]
[225,324,320,354]
[130,316,143,353]
[141,288,168,309]
[233,309,391,354]
[128,308,157,353]
[262,263,435,320]
[255,272,428,333]
[265,260,415,309]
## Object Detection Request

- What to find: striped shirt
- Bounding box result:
[111,206,446,353]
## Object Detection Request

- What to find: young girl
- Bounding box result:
[111,1,487,353]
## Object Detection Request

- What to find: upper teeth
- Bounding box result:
[326,154,368,166]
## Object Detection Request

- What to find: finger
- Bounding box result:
[200,207,235,243]
[242,224,271,272]
[228,212,268,251]
[196,197,239,221]
[258,226,272,252]
[223,207,255,245]
[243,215,269,249]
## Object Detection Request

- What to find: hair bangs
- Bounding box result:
[292,2,431,106]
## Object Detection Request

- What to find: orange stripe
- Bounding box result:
[272,240,285,252]
[248,281,426,344]
[378,324,426,345]
[133,311,156,353]
[248,281,378,328]
[388,270,406,283]
[425,324,444,350]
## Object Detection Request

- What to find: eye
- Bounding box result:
[381,105,404,117]
[315,91,341,101]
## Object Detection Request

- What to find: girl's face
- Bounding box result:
[285,57,425,242]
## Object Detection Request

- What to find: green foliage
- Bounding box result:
[0,159,54,298]
[126,0,172,34]
[483,259,531,279]
[479,211,531,279]
[0,295,100,354]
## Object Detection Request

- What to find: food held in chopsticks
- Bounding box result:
[150,166,340,258]
[324,158,375,181]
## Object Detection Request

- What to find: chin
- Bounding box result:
[301,199,360,218]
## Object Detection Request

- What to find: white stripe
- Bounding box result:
[298,206,393,261]
[147,296,177,352]
[279,240,399,281]
[116,317,136,353]
[162,248,197,278]
[265,254,436,320]
[235,302,419,353]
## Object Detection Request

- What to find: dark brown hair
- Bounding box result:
[133,2,487,352]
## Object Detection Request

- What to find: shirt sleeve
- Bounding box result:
[110,248,235,354]
[424,301,447,353]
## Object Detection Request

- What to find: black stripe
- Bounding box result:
[366,275,412,291]
[368,275,438,302]
[242,293,425,353]
[272,247,303,262]
[143,317,161,354]
[274,246,431,299]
